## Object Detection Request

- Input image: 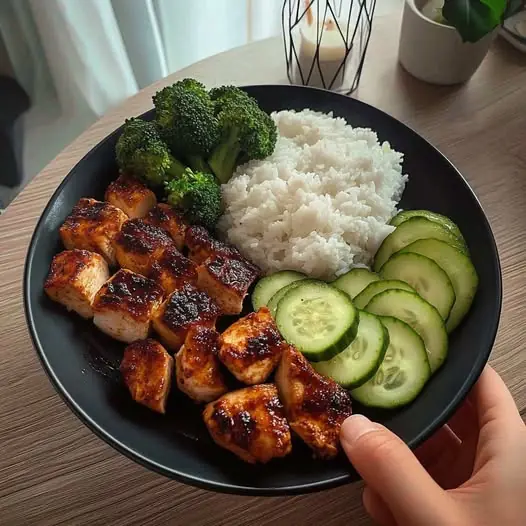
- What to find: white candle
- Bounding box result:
[295,18,348,90]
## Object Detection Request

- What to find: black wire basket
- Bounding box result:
[282,0,376,94]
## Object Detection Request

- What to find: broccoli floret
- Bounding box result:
[164,168,222,229]
[153,80,220,173]
[208,91,277,184]
[176,78,209,101]
[115,118,186,186]
[262,111,278,154]
[209,85,257,113]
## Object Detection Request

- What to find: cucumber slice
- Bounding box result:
[332,268,380,299]
[267,279,318,317]
[252,270,306,311]
[401,239,479,332]
[354,279,416,310]
[365,289,448,373]
[373,217,468,272]
[351,316,431,409]
[380,252,456,321]
[275,281,359,362]
[313,311,389,388]
[390,210,467,248]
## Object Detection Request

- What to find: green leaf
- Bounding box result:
[481,0,507,19]
[443,0,499,42]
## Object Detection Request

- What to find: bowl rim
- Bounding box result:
[22,83,503,496]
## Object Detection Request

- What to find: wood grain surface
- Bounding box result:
[1,12,526,525]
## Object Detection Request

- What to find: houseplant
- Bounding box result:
[398,0,525,85]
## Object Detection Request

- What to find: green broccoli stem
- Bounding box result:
[167,156,187,181]
[187,155,212,175]
[208,127,241,184]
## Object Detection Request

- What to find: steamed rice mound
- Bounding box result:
[218,109,408,280]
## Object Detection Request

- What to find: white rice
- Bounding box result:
[217,109,408,280]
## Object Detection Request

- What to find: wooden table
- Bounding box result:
[2,12,526,525]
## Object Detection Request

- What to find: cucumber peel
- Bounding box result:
[313,311,389,388]
[390,209,467,250]
[374,217,468,272]
[380,252,456,321]
[351,316,431,409]
[252,270,306,311]
[400,239,479,332]
[365,288,448,373]
[332,268,380,299]
[354,279,416,310]
[276,281,359,362]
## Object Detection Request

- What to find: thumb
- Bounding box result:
[341,415,449,522]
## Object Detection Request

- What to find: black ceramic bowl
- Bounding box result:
[24,85,501,495]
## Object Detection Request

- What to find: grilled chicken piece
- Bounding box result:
[59,198,127,265]
[44,249,109,319]
[176,326,228,403]
[143,203,188,250]
[149,246,198,295]
[197,254,260,315]
[152,283,220,351]
[113,218,175,276]
[275,345,353,459]
[92,269,164,343]
[105,174,157,218]
[185,225,240,264]
[203,384,292,464]
[120,339,173,413]
[218,307,284,384]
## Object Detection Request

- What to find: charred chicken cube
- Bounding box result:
[185,225,240,264]
[113,218,175,275]
[92,269,164,343]
[104,174,157,218]
[59,198,127,266]
[149,246,198,295]
[218,307,284,385]
[275,345,353,459]
[44,249,109,319]
[120,339,173,414]
[176,326,228,403]
[152,283,220,351]
[203,384,292,464]
[197,254,260,315]
[143,203,188,250]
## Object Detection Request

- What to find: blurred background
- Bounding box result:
[0,0,401,208]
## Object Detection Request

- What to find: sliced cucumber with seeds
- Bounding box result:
[354,279,416,310]
[267,279,318,317]
[390,210,467,249]
[351,316,431,409]
[373,217,468,272]
[365,289,448,373]
[380,252,456,321]
[275,281,359,362]
[332,268,380,299]
[313,311,389,388]
[252,270,306,311]
[401,239,479,332]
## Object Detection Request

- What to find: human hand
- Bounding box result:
[340,365,526,526]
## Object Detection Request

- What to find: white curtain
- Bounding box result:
[0,0,283,182]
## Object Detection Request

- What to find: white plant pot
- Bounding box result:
[398,0,496,85]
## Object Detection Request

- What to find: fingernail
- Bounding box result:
[341,414,378,446]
